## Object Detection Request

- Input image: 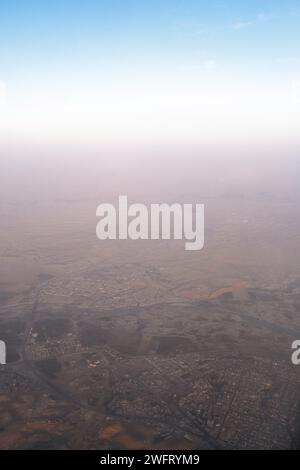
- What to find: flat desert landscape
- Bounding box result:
[1,152,300,450]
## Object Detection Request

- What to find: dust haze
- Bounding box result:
[1,143,300,449]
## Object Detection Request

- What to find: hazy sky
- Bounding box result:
[0,0,300,146]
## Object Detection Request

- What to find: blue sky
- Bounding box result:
[0,0,300,145]
[1,1,299,66]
